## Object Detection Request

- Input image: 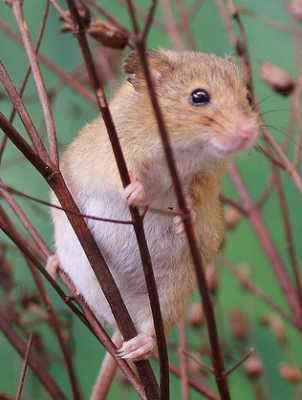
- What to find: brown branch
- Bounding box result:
[59,272,147,400]
[65,2,170,399]
[15,334,33,400]
[0,181,48,260]
[0,205,89,330]
[81,0,131,38]
[0,313,68,400]
[160,0,185,49]
[0,61,51,164]
[175,0,197,49]
[261,126,302,195]
[228,162,302,328]
[178,319,189,400]
[10,0,58,165]
[273,168,302,308]
[3,109,159,396]
[25,258,83,400]
[0,2,49,166]
[132,38,232,400]
[0,17,97,106]
[222,348,254,377]
[0,205,82,399]
[218,254,296,326]
[152,352,220,400]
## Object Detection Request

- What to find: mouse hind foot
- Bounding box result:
[117,333,155,361]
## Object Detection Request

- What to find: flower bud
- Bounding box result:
[279,363,301,383]
[205,264,218,293]
[229,308,249,340]
[259,61,295,95]
[270,315,287,344]
[88,19,128,49]
[189,302,205,327]
[225,205,241,229]
[290,0,302,21]
[244,356,264,378]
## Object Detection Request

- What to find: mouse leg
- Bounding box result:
[173,194,196,235]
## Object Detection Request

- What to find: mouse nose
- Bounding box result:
[236,119,257,142]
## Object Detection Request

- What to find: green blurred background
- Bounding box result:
[0,0,301,399]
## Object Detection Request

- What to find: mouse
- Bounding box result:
[48,48,259,376]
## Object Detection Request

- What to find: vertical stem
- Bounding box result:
[134,41,232,399]
[65,2,170,398]
[178,319,189,400]
[0,313,68,400]
[229,162,302,327]
[15,334,33,400]
[0,108,159,399]
[10,0,58,165]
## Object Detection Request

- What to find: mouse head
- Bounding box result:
[123,50,259,160]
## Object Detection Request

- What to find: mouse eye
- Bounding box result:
[190,89,210,106]
[247,94,253,106]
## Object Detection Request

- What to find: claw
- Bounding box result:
[117,333,155,361]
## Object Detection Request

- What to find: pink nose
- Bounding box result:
[236,120,257,142]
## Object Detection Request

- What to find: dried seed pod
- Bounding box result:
[279,363,301,383]
[205,264,218,293]
[87,19,128,49]
[259,61,295,95]
[225,205,241,229]
[259,312,271,325]
[270,315,287,344]
[229,308,249,340]
[0,245,13,293]
[290,0,302,21]
[189,302,205,327]
[244,356,264,378]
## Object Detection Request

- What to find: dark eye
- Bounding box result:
[190,89,210,106]
[247,94,253,106]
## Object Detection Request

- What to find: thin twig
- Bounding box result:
[175,0,197,49]
[0,17,97,106]
[0,181,49,260]
[0,61,51,164]
[274,168,302,307]
[222,348,254,377]
[0,2,49,165]
[152,352,220,400]
[15,334,33,400]
[228,162,302,328]
[160,0,185,49]
[10,0,58,165]
[59,272,147,400]
[0,313,68,400]
[178,319,189,400]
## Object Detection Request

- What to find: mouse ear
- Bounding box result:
[123,50,171,91]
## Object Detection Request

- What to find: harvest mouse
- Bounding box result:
[49,50,259,364]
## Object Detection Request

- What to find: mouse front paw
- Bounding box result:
[173,194,196,235]
[123,171,146,207]
[117,333,155,361]
[46,254,60,278]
